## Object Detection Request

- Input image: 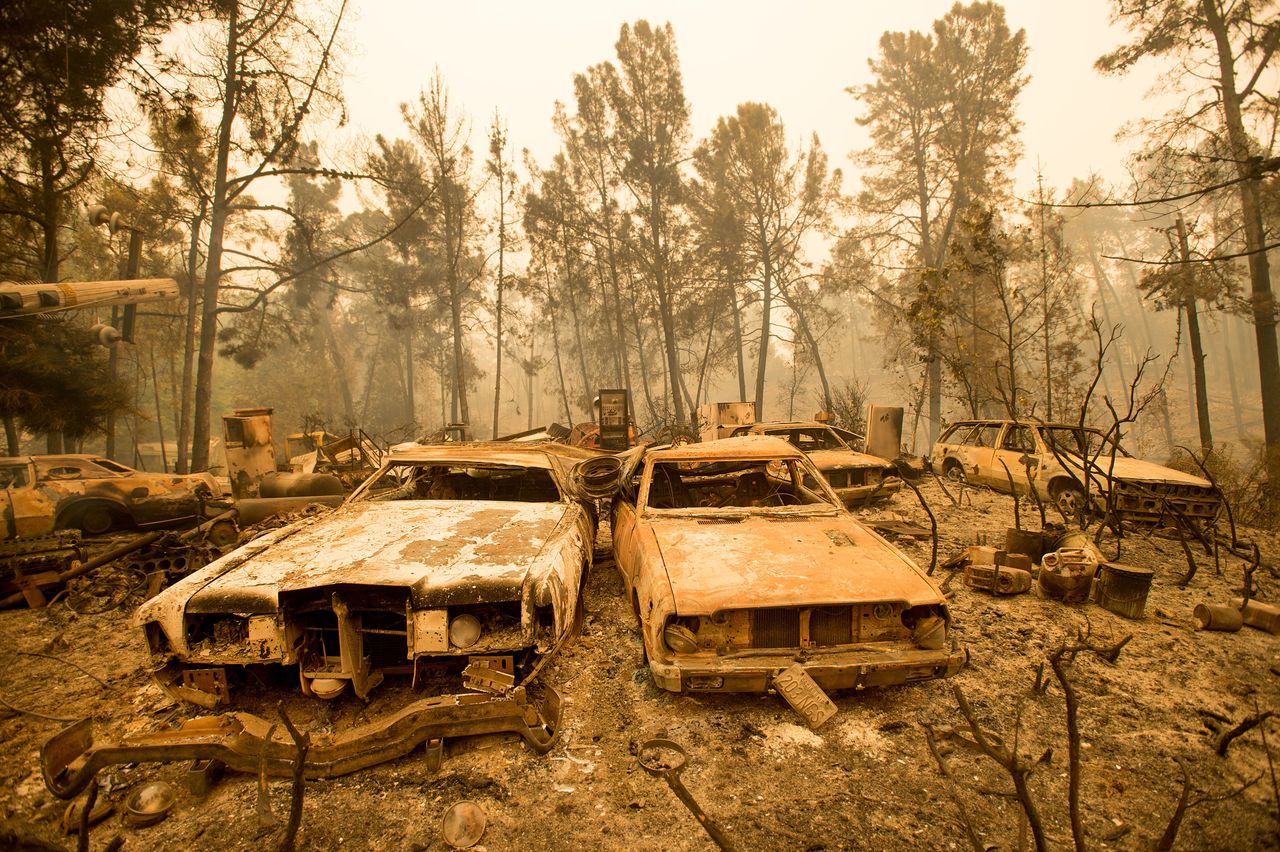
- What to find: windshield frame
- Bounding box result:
[637,453,844,516]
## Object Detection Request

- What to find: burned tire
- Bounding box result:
[76,504,118,536]
[942,459,966,482]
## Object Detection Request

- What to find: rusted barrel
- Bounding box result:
[1194,604,1243,631]
[259,472,344,498]
[1094,562,1154,620]
[1004,527,1044,562]
[1232,599,1280,635]
[235,495,343,526]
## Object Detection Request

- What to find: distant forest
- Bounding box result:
[1,1,1277,509]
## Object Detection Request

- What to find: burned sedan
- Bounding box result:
[136,442,608,708]
[1,454,219,539]
[728,421,901,506]
[611,436,964,714]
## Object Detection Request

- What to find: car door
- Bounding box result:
[991,423,1039,494]
[610,458,647,593]
[949,423,1001,485]
[1,461,55,538]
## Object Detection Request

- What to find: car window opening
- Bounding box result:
[645,460,833,510]
[373,463,561,503]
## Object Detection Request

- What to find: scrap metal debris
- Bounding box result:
[41,687,562,799]
[637,739,735,851]
[441,801,487,849]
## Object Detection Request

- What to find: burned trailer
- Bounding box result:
[135,441,618,708]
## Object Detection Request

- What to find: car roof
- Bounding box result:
[745,421,837,431]
[944,419,1099,430]
[647,435,804,461]
[384,440,604,469]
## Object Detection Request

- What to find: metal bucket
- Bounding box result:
[1233,599,1280,635]
[1194,604,1243,632]
[1004,527,1044,561]
[1094,562,1154,620]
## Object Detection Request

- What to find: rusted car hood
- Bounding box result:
[805,449,891,471]
[1075,455,1211,487]
[648,511,940,614]
[180,500,568,612]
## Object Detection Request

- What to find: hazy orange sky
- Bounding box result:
[339,0,1166,198]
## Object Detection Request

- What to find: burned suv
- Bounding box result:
[929,419,1220,524]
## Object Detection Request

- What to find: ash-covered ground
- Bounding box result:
[2,479,1277,850]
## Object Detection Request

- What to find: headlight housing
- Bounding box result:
[449,613,482,648]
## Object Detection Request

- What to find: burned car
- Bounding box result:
[929,419,1221,524]
[136,442,608,707]
[729,421,901,506]
[611,436,964,710]
[0,454,219,539]
[38,443,620,798]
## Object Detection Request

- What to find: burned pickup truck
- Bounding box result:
[43,442,619,797]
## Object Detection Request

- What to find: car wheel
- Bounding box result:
[1054,484,1087,519]
[77,505,117,536]
[943,460,966,482]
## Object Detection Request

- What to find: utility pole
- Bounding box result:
[87,205,145,460]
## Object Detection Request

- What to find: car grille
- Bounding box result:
[743,604,906,649]
[810,606,853,645]
[752,608,800,647]
[1113,481,1221,520]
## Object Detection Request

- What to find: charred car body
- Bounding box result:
[611,436,964,699]
[136,442,609,708]
[929,419,1221,524]
[729,422,901,506]
[1,454,219,539]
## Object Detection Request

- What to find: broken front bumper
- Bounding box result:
[834,476,903,508]
[648,644,966,693]
[41,685,560,800]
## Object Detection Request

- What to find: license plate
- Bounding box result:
[772,663,838,728]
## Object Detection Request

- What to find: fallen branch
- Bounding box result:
[276,702,310,852]
[952,684,1048,852]
[1216,711,1277,757]
[901,478,939,576]
[922,723,985,852]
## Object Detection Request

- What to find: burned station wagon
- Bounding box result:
[611,436,965,709]
[136,442,608,708]
[729,421,901,506]
[929,419,1221,524]
[1,454,219,539]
